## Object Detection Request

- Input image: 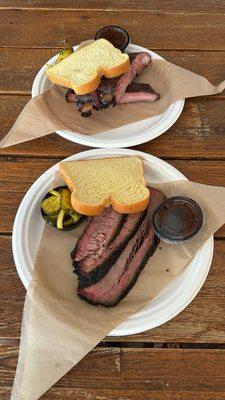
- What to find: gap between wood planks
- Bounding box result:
[1,154,225,162]
[0,7,225,14]
[1,46,225,52]
[1,338,225,349]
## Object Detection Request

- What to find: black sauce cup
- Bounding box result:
[40,185,85,231]
[95,25,130,52]
[153,196,204,244]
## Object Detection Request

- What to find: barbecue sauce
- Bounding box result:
[95,26,130,51]
[153,196,204,243]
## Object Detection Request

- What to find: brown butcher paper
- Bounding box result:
[11,176,225,400]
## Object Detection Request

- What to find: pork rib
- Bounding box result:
[77,188,166,307]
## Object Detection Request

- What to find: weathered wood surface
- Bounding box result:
[1,10,225,50]
[1,2,225,399]
[1,236,225,344]
[1,346,225,399]
[0,0,225,12]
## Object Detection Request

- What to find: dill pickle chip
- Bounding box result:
[41,195,60,216]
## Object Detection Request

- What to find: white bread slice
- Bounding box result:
[46,39,130,95]
[59,156,150,216]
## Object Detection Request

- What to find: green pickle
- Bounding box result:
[46,43,73,69]
[48,189,60,198]
[55,46,73,64]
[69,212,81,224]
[57,209,65,230]
[41,186,82,230]
[44,214,58,227]
[41,195,60,215]
[60,188,74,213]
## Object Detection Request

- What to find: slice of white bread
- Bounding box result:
[46,39,130,95]
[59,156,150,216]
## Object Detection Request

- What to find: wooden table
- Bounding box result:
[1,1,225,399]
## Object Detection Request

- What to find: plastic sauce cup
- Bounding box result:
[153,196,204,244]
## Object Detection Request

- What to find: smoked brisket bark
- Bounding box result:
[77,188,166,306]
[73,209,146,288]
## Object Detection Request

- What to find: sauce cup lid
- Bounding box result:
[153,196,204,244]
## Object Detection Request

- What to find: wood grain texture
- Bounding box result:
[1,346,225,398]
[0,96,225,159]
[1,10,225,50]
[1,387,225,400]
[0,0,224,12]
[1,2,225,398]
[1,236,225,343]
[1,48,225,95]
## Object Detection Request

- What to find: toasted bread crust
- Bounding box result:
[111,192,150,214]
[70,192,150,216]
[46,57,130,95]
[59,156,149,216]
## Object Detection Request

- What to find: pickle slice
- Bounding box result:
[57,209,65,229]
[60,188,74,213]
[41,195,60,216]
[56,46,73,64]
[69,212,81,224]
[44,214,58,227]
[63,216,75,227]
[48,189,60,198]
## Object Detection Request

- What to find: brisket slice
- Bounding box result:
[77,188,166,307]
[118,82,160,104]
[75,209,146,288]
[72,207,125,263]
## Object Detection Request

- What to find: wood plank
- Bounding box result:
[0,0,224,12]
[1,387,225,400]
[1,346,225,397]
[0,96,225,159]
[1,48,224,95]
[1,236,225,343]
[1,10,225,50]
[0,158,225,234]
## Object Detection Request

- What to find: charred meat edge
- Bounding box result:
[77,236,159,307]
[74,210,146,288]
[77,188,166,306]
[71,209,125,264]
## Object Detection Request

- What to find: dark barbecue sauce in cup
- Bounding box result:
[153,196,204,243]
[95,26,130,52]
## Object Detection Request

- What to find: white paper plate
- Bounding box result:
[12,149,213,336]
[32,44,185,148]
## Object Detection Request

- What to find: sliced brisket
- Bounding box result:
[72,207,125,263]
[77,188,166,307]
[74,209,146,288]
